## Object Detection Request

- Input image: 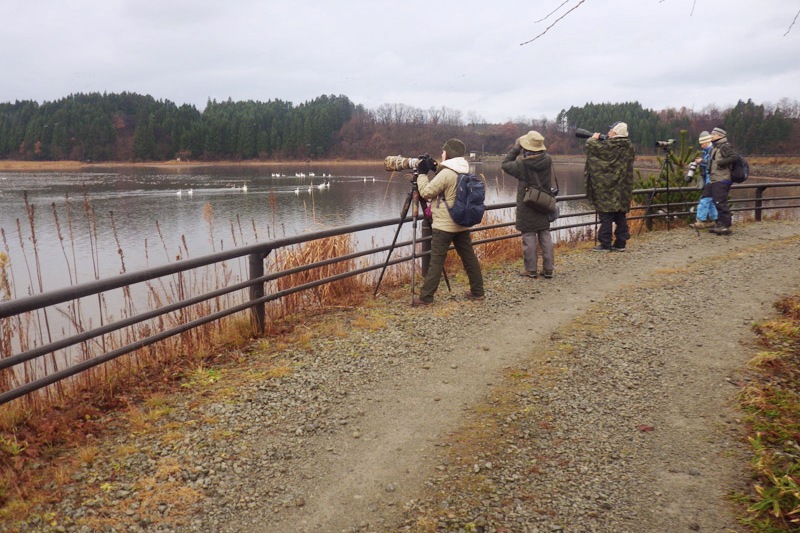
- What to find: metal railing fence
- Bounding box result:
[1,180,799,405]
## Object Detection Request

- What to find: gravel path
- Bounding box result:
[14,219,800,533]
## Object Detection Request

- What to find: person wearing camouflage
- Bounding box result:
[584,121,636,252]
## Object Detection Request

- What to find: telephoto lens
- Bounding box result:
[685,162,698,182]
[384,155,420,172]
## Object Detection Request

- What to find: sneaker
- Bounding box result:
[542,270,553,279]
[611,246,626,252]
[709,225,732,235]
[412,298,432,307]
[464,291,485,301]
[592,245,611,252]
[518,270,538,278]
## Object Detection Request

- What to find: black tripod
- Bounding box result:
[639,145,677,234]
[373,170,449,304]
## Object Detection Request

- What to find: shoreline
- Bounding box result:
[0,159,383,172]
[1,156,798,179]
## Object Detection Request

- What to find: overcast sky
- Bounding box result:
[2,1,798,123]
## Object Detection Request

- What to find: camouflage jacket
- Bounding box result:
[584,136,635,213]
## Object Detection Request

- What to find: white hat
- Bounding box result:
[609,121,629,137]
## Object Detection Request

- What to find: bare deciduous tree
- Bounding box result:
[520,2,799,45]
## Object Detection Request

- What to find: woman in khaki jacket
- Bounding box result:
[414,138,484,306]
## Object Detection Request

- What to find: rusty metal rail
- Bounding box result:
[1,180,799,405]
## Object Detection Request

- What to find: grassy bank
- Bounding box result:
[738,294,800,530]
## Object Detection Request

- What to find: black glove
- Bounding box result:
[416,154,437,174]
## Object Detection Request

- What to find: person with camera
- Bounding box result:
[688,131,719,229]
[584,121,636,251]
[501,130,555,278]
[412,138,484,306]
[704,127,738,235]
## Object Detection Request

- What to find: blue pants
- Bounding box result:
[696,196,718,221]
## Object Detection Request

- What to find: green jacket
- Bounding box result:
[502,147,553,232]
[584,136,635,213]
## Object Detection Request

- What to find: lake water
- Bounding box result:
[0,160,589,296]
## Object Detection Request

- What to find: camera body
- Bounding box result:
[655,139,675,149]
[575,128,607,141]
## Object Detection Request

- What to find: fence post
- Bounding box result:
[755,186,767,221]
[249,252,267,335]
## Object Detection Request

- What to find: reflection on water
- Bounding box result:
[0,161,590,294]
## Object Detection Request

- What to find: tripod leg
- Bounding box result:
[417,197,450,292]
[637,189,656,237]
[410,213,418,305]
[373,191,413,297]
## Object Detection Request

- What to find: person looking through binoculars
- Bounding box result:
[412,138,484,306]
[583,121,636,252]
[502,130,555,278]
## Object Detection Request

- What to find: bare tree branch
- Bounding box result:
[520,0,587,46]
[534,0,571,24]
[690,0,698,17]
[785,9,800,36]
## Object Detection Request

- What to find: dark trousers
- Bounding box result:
[710,180,732,227]
[419,229,484,302]
[598,211,629,248]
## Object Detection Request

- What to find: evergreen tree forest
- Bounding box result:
[0,92,797,163]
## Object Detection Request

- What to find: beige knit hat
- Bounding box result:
[698,131,713,145]
[519,130,546,152]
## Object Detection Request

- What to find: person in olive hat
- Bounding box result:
[584,121,636,251]
[413,138,484,305]
[501,130,555,278]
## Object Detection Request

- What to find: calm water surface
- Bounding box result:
[0,161,588,295]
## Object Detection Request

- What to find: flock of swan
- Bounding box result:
[172,173,378,197]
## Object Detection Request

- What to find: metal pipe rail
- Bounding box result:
[1,180,799,405]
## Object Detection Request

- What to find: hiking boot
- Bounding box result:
[689,220,714,229]
[592,245,611,252]
[709,225,732,235]
[464,291,485,301]
[412,298,433,307]
[518,270,538,279]
[542,270,554,279]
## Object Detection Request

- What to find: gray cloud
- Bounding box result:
[1,0,797,122]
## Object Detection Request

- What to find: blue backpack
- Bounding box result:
[443,173,486,227]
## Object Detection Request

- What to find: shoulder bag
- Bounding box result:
[522,164,558,215]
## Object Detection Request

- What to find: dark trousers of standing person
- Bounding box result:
[710,180,732,228]
[598,211,630,249]
[419,229,484,303]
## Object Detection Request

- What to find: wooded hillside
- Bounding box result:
[1,93,797,162]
